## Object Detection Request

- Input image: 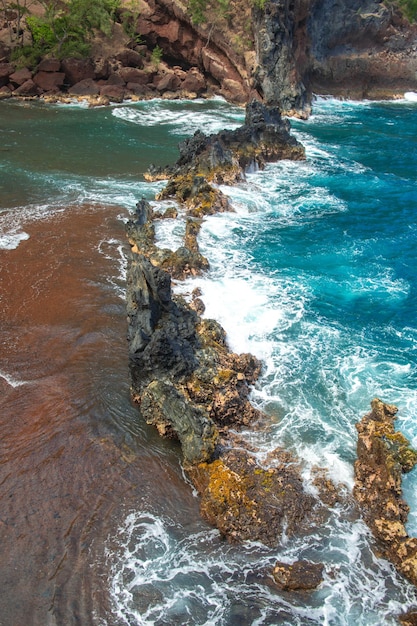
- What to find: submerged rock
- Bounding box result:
[354,398,417,586]
[272,560,324,591]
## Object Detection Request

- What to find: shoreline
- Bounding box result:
[124,98,417,608]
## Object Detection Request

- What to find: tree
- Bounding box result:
[8,0,120,66]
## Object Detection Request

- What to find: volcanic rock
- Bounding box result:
[62,57,95,86]
[272,560,324,591]
[9,67,32,86]
[354,398,417,586]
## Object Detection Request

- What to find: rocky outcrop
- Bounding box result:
[272,560,324,591]
[354,398,417,587]
[252,0,417,113]
[125,106,332,548]
[145,100,305,216]
[306,0,417,100]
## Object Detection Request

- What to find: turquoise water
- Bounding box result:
[1,96,417,624]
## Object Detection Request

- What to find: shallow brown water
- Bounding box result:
[0,205,200,626]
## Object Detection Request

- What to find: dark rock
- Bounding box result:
[140,380,218,465]
[150,100,304,216]
[126,253,200,385]
[37,58,61,72]
[61,57,95,86]
[100,84,125,102]
[13,79,41,96]
[116,49,144,68]
[9,67,32,86]
[119,67,150,84]
[33,71,65,92]
[272,560,324,591]
[190,447,323,545]
[69,78,100,96]
[0,62,14,87]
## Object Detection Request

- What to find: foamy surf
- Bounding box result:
[0,230,29,250]
[108,509,417,626]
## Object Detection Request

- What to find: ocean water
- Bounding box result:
[1,95,417,625]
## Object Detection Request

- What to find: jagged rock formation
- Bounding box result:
[145,100,305,215]
[354,398,417,587]
[126,108,330,547]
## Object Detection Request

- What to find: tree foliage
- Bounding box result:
[397,0,417,21]
[8,0,120,66]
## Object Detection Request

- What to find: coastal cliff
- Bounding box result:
[1,0,417,111]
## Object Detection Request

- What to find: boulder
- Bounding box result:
[272,561,324,591]
[93,57,110,80]
[221,78,247,103]
[0,85,12,98]
[68,78,100,96]
[9,67,32,86]
[61,57,95,86]
[13,79,41,96]
[106,72,125,86]
[33,71,65,92]
[181,68,206,94]
[127,83,155,97]
[0,62,14,87]
[99,84,125,102]
[119,67,150,85]
[37,58,61,72]
[154,72,181,93]
[115,49,144,68]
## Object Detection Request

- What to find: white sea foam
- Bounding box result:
[112,100,244,136]
[0,370,29,387]
[108,510,417,626]
[0,230,29,250]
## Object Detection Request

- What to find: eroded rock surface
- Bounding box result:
[354,398,417,586]
[126,107,328,547]
[145,100,305,216]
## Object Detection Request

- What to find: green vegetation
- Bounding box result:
[6,0,120,67]
[397,0,417,21]
[151,44,163,66]
[120,0,143,45]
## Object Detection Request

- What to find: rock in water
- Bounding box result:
[354,398,417,586]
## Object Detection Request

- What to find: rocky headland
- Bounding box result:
[126,103,337,587]
[124,97,417,610]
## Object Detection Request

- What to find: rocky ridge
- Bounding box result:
[126,102,335,586]
[125,100,417,608]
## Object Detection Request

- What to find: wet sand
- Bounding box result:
[0,205,200,625]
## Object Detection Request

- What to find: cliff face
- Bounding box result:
[134,0,417,112]
[1,0,417,110]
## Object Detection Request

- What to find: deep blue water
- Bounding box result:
[1,96,417,624]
